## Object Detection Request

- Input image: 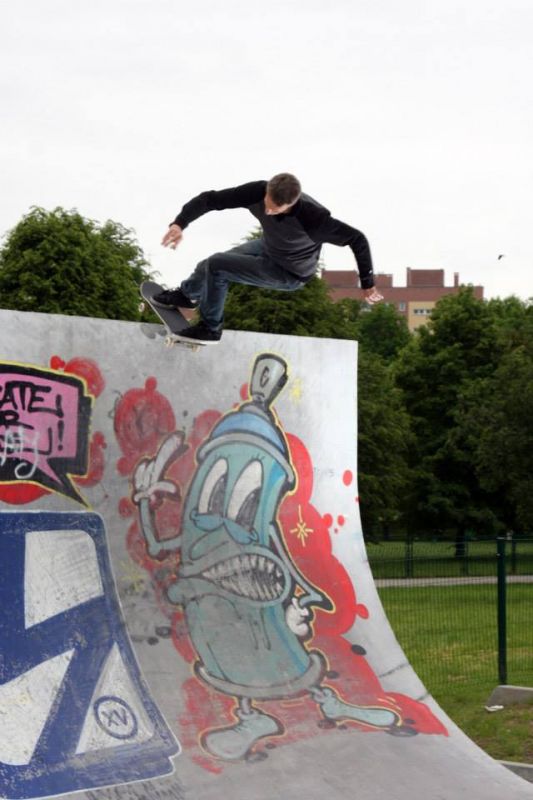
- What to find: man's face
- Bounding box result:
[264,191,298,216]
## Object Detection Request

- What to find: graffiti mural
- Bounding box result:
[118,353,447,768]
[0,511,179,799]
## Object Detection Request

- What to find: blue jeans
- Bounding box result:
[180,238,305,331]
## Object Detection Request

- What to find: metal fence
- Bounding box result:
[367,537,533,692]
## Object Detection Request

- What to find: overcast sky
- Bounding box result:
[2,0,532,300]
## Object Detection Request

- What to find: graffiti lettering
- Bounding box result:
[94,696,139,739]
[0,427,41,479]
[0,380,65,417]
[0,365,92,502]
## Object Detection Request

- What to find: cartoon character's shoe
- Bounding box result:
[313,686,401,729]
[202,707,282,761]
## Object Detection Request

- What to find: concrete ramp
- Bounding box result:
[0,309,529,799]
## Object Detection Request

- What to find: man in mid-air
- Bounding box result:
[156,173,384,344]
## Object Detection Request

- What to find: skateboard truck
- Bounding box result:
[139,281,203,352]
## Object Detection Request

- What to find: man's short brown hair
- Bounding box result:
[267,173,301,206]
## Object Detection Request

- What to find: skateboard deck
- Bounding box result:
[139,280,204,351]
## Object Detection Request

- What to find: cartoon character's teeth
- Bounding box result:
[264,583,276,601]
[201,554,286,600]
[242,575,260,601]
[222,575,240,594]
[254,576,269,601]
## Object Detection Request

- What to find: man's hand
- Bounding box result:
[364,286,384,305]
[162,224,183,250]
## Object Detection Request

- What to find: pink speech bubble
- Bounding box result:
[0,365,93,502]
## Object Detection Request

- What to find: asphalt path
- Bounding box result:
[375,575,533,587]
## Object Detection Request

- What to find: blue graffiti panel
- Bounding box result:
[0,511,179,799]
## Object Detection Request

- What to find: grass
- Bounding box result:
[377,583,533,763]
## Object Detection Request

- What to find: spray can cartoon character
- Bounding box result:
[133,355,409,760]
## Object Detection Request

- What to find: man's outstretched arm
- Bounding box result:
[162,180,265,249]
[308,213,384,303]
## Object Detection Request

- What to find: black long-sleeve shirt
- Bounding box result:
[172,180,375,288]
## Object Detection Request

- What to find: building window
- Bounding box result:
[399,302,406,312]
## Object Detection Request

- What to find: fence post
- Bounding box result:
[405,538,414,578]
[462,539,470,576]
[496,536,507,684]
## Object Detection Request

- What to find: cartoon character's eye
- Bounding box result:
[198,458,228,515]
[227,460,263,531]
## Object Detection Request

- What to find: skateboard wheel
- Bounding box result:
[165,336,174,347]
[139,302,146,313]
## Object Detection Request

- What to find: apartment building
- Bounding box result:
[321,268,484,331]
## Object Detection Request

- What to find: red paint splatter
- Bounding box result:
[239,383,249,401]
[0,484,50,505]
[119,497,133,517]
[114,377,176,475]
[343,470,353,486]
[337,515,345,526]
[50,356,105,397]
[279,434,362,639]
[323,513,333,528]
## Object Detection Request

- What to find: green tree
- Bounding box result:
[357,351,414,539]
[224,276,359,338]
[355,302,411,362]
[455,300,533,532]
[394,288,503,545]
[0,207,153,320]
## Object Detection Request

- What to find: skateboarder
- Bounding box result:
[156,173,384,344]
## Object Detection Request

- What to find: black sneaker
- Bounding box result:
[173,321,221,345]
[152,287,197,309]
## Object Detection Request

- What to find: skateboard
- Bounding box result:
[139,280,204,351]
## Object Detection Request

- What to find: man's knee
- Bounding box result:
[205,252,234,276]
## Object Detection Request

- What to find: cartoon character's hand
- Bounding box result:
[132,432,186,505]
[286,597,311,637]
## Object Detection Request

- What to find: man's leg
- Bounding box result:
[181,239,266,304]
[181,239,304,331]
